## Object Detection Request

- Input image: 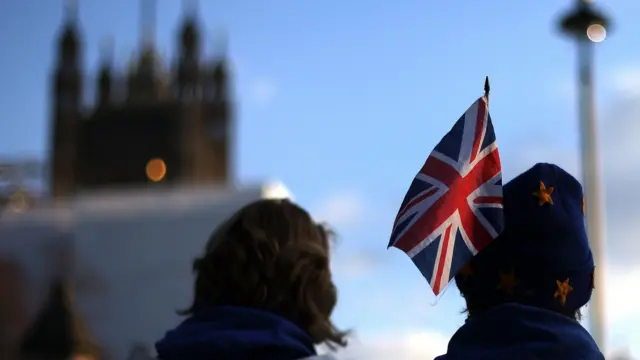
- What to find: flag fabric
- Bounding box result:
[388,96,504,295]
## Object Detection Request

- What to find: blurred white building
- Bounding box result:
[1,1,252,357]
[0,158,47,214]
[0,182,291,359]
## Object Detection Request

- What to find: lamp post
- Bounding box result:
[559,0,610,352]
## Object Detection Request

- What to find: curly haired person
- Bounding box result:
[155,198,347,360]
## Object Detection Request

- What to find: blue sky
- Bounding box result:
[3,0,640,358]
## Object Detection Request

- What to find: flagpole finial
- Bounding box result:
[484,76,490,97]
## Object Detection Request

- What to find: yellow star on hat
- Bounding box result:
[554,278,573,305]
[533,181,554,206]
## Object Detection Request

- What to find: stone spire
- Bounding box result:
[19,279,100,360]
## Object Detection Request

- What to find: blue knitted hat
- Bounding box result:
[455,163,595,312]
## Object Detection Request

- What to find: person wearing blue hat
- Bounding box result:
[436,163,603,360]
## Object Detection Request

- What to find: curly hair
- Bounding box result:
[179,198,348,349]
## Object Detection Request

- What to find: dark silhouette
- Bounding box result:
[50,0,234,198]
[0,260,29,360]
[437,164,603,360]
[156,199,347,359]
[19,279,100,360]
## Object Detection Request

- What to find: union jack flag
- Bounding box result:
[388,96,504,295]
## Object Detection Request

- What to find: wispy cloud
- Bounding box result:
[550,65,640,101]
[331,249,384,279]
[313,191,367,229]
[610,66,640,97]
[231,59,279,108]
[321,329,450,360]
[604,267,640,324]
[247,78,279,107]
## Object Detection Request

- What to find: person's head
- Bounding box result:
[455,163,594,321]
[180,198,348,349]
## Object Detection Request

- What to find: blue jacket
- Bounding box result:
[156,306,334,360]
[435,303,604,360]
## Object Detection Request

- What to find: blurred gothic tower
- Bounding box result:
[50,0,234,198]
[19,279,101,360]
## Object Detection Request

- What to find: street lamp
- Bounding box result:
[558,0,611,352]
